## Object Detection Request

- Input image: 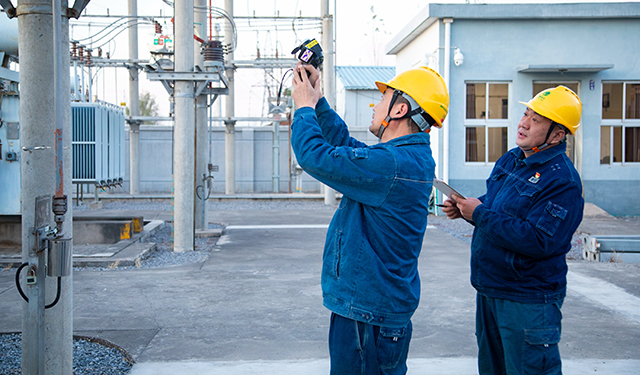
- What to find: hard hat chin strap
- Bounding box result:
[377,90,433,139]
[377,90,401,139]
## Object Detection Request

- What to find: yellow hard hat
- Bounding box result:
[519,86,582,134]
[375,66,449,128]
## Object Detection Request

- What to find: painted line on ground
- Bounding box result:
[567,271,640,325]
[225,224,329,230]
[226,224,437,230]
[129,358,640,375]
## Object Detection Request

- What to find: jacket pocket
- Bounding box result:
[502,179,540,219]
[523,328,562,374]
[329,230,342,278]
[536,201,568,237]
[376,323,412,370]
[505,251,523,280]
[485,171,507,204]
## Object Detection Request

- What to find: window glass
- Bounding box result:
[465,82,509,163]
[614,126,623,162]
[624,127,640,162]
[601,126,611,164]
[466,83,486,119]
[465,126,485,162]
[599,82,638,165]
[488,84,508,119]
[565,134,575,164]
[625,84,640,120]
[602,83,623,120]
[488,127,507,162]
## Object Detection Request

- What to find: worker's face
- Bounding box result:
[370,89,394,136]
[516,107,554,153]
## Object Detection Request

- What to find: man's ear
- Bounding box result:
[393,102,410,118]
[551,127,567,144]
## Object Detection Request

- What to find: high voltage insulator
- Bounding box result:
[155,21,162,34]
[203,40,223,63]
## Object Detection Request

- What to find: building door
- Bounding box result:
[532,82,579,165]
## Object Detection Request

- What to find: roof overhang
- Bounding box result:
[386,3,640,55]
[517,64,614,73]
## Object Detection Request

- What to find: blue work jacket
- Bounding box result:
[470,144,584,304]
[291,97,435,327]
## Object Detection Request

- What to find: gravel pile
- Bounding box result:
[0,333,133,374]
[137,224,215,269]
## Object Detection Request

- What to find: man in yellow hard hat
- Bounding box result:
[291,62,448,374]
[442,86,584,375]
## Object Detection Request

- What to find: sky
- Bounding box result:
[68,0,639,122]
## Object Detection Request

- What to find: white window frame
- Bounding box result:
[464,81,511,165]
[601,81,640,166]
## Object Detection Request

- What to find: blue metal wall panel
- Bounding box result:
[0,95,21,214]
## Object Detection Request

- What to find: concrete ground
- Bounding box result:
[1,201,639,374]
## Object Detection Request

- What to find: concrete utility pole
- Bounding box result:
[224,0,235,195]
[128,0,141,194]
[18,0,73,372]
[173,0,195,252]
[321,0,336,205]
[194,0,208,230]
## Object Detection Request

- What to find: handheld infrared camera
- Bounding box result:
[291,39,324,75]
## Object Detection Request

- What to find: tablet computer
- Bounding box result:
[433,178,465,200]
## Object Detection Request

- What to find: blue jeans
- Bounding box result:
[476,293,564,375]
[328,313,412,375]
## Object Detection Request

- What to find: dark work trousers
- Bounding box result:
[328,313,412,375]
[476,293,564,375]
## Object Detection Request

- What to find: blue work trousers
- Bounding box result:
[328,313,412,375]
[476,293,564,375]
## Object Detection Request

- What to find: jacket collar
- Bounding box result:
[386,132,431,147]
[510,142,567,168]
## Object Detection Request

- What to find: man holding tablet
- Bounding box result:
[442,86,584,375]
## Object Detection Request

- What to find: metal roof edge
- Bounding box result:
[386,2,640,55]
[516,64,614,73]
[336,66,396,90]
[428,2,640,20]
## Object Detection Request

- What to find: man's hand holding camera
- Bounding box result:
[292,62,322,109]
